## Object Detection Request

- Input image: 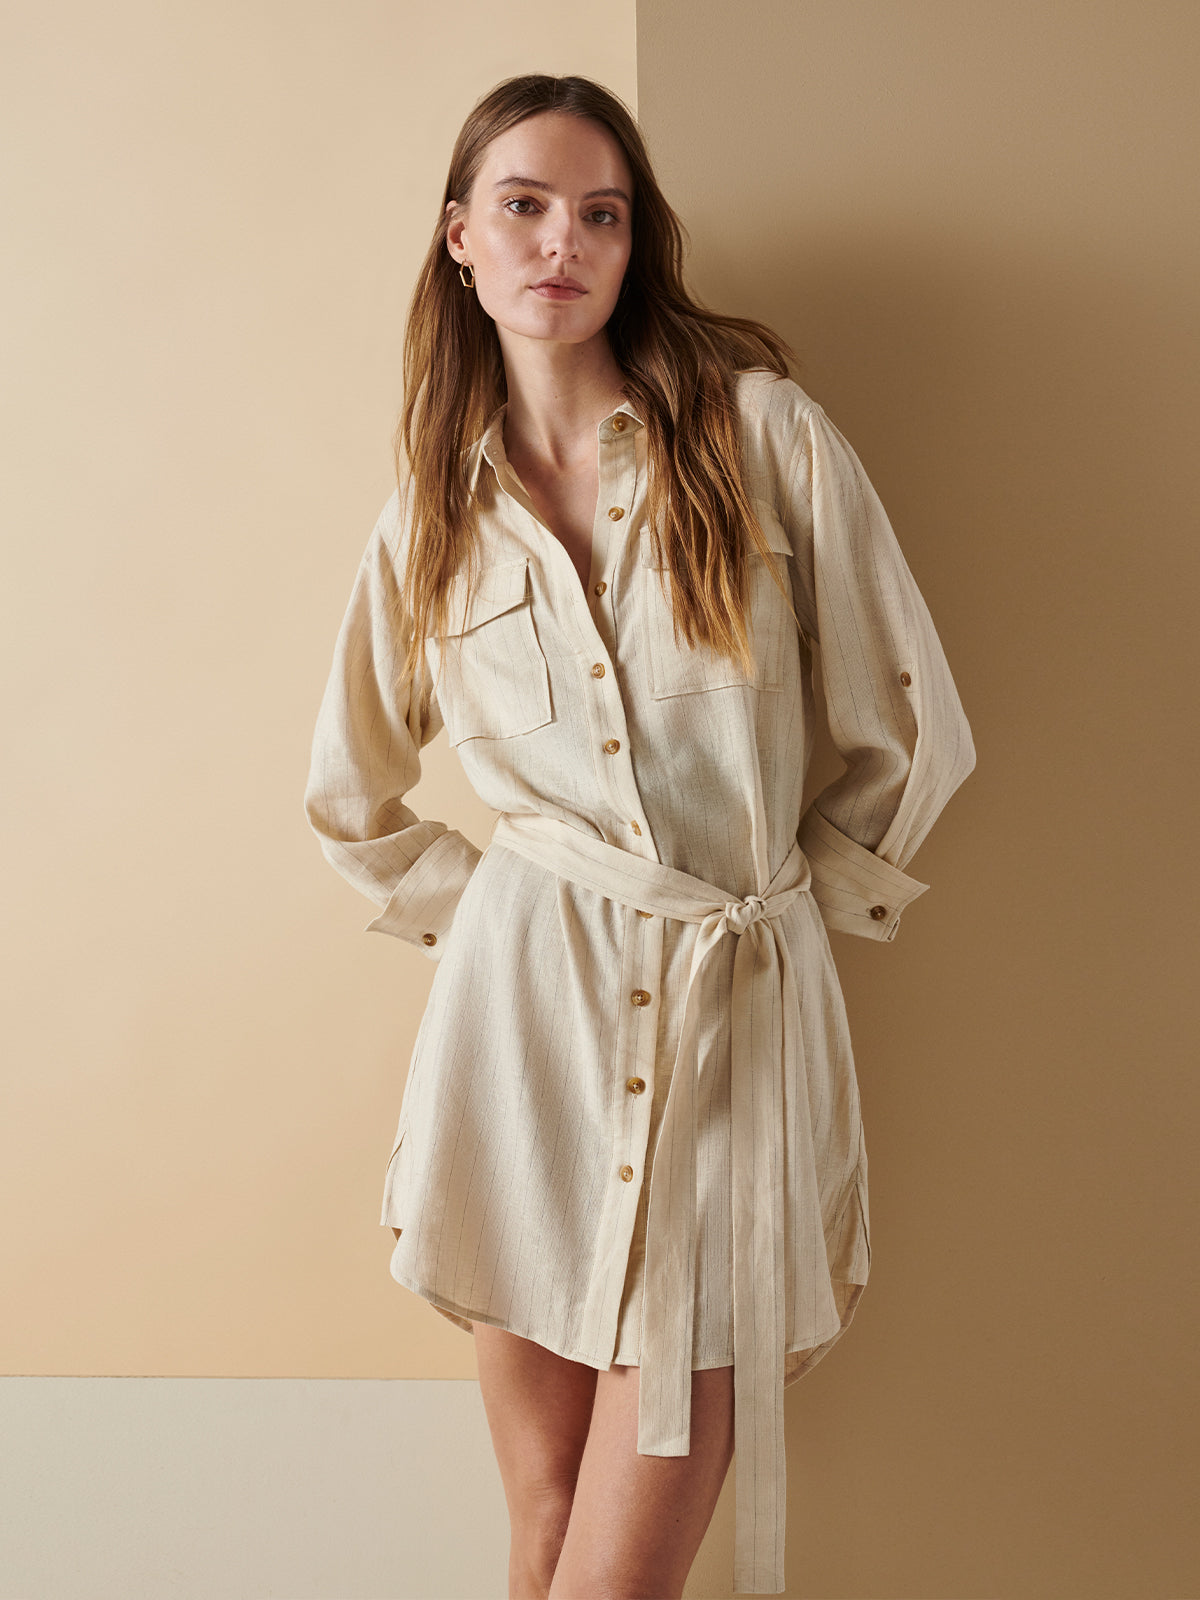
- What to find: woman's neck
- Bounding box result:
[499,344,627,475]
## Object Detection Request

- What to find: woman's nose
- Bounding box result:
[541,205,581,257]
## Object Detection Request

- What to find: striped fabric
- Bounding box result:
[304,370,976,1594]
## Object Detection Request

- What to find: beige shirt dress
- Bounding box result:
[304,368,976,1594]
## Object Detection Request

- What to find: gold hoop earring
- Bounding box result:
[459,262,475,289]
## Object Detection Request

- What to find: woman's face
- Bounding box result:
[446,111,634,361]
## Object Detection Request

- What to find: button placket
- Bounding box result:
[581,649,651,848]
[578,894,662,1361]
[588,415,636,624]
[591,426,653,848]
[615,969,661,1189]
[586,412,654,843]
[588,696,643,835]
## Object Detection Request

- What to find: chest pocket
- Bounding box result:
[640,500,796,699]
[427,557,553,745]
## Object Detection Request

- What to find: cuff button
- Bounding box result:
[869,905,888,921]
[421,932,438,946]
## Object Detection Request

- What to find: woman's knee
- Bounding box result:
[508,1475,576,1592]
[471,1323,597,1575]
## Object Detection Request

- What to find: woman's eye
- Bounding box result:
[502,197,621,226]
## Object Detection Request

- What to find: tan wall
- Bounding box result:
[637,2,1199,1596]
[0,2,634,1379]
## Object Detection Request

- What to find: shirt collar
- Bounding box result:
[466,396,645,495]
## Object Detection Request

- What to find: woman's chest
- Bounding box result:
[506,460,599,595]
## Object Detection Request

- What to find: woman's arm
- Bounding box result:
[781,394,976,942]
[304,489,481,962]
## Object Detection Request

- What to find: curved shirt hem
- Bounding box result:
[388,1241,869,1378]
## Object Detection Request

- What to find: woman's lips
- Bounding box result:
[531,283,585,300]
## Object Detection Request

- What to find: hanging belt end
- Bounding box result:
[635,1364,693,1458]
[732,1559,786,1595]
[635,1415,692,1457]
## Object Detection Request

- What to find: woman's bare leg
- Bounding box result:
[549,1362,734,1600]
[473,1322,599,1600]
[469,1311,733,1599]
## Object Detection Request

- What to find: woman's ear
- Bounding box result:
[445,199,466,261]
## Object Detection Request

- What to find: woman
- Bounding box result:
[305,73,975,1599]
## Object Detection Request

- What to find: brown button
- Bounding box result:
[421,932,437,946]
[619,1164,635,1182]
[608,506,625,521]
[631,989,651,1007]
[591,663,606,678]
[869,905,888,921]
[899,671,912,687]
[594,580,607,596]
[630,820,642,836]
[611,416,626,432]
[603,738,621,754]
[636,909,653,919]
[626,1077,646,1094]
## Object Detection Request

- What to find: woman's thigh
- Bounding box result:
[550,1362,734,1600]
[472,1322,599,1514]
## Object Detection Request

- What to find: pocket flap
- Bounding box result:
[639,500,791,568]
[752,499,794,556]
[439,558,530,637]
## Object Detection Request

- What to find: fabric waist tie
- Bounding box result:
[490,810,812,1596]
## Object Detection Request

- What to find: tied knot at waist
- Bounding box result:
[722,892,766,935]
[488,810,813,1595]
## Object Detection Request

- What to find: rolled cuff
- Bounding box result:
[365,828,483,961]
[797,807,928,943]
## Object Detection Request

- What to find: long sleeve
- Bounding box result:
[304,488,482,962]
[782,400,976,941]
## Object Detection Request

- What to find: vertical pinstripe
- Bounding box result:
[305,370,976,1593]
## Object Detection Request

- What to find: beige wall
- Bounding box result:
[637,1,1199,1596]
[2,1,1197,1595]
[0,2,634,1379]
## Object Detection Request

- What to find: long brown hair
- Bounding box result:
[395,73,799,687]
